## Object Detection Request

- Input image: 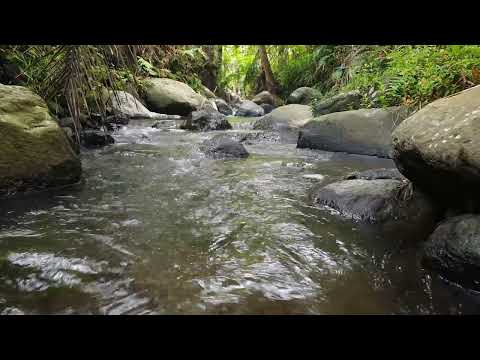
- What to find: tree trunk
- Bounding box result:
[258,45,280,95]
[200,45,222,92]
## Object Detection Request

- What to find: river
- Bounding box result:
[0,118,479,314]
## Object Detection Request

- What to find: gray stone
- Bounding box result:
[143,78,205,116]
[298,107,411,158]
[235,100,265,117]
[423,214,480,290]
[312,90,362,116]
[200,135,249,159]
[392,85,480,210]
[180,109,232,131]
[312,178,435,226]
[287,87,322,105]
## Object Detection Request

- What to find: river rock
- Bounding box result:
[392,85,480,210]
[199,84,216,99]
[253,104,313,131]
[230,131,281,145]
[200,135,249,159]
[287,87,322,105]
[107,90,175,120]
[235,100,265,117]
[344,168,407,181]
[80,130,115,148]
[0,84,82,197]
[180,109,232,131]
[298,106,411,158]
[312,178,436,228]
[312,90,362,116]
[215,98,233,116]
[252,91,283,107]
[422,214,480,290]
[143,78,205,116]
[260,103,274,114]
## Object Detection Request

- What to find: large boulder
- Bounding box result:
[312,90,362,116]
[252,91,283,107]
[422,214,480,290]
[312,177,436,233]
[199,84,216,99]
[200,135,249,159]
[287,87,322,105]
[235,100,265,117]
[180,109,232,131]
[392,85,480,210]
[253,104,313,143]
[214,98,233,116]
[297,106,411,158]
[106,90,178,120]
[143,78,205,116]
[0,84,81,197]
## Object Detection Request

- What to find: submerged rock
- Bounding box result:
[423,214,480,290]
[392,85,480,211]
[0,84,82,197]
[180,109,232,131]
[200,135,249,159]
[81,130,115,148]
[235,100,265,117]
[143,78,205,116]
[298,106,412,158]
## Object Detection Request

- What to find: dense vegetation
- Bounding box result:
[2,45,480,120]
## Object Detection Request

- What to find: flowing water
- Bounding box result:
[1,118,479,315]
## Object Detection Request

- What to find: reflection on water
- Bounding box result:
[1,119,480,314]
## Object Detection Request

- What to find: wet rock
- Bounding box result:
[312,178,436,226]
[0,84,82,197]
[81,130,115,148]
[200,135,249,159]
[392,85,480,211]
[260,103,274,114]
[298,106,411,158]
[423,214,480,290]
[252,91,283,107]
[180,109,232,131]
[214,98,233,115]
[230,131,281,145]
[312,90,362,116]
[253,104,312,132]
[143,78,205,116]
[235,100,265,117]
[287,87,322,105]
[344,168,407,181]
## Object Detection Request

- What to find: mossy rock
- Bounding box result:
[143,78,206,116]
[0,84,82,197]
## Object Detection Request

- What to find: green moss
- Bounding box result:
[0,84,81,195]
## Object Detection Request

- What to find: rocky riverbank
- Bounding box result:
[3,76,480,294]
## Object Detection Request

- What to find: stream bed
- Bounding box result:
[1,119,479,314]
